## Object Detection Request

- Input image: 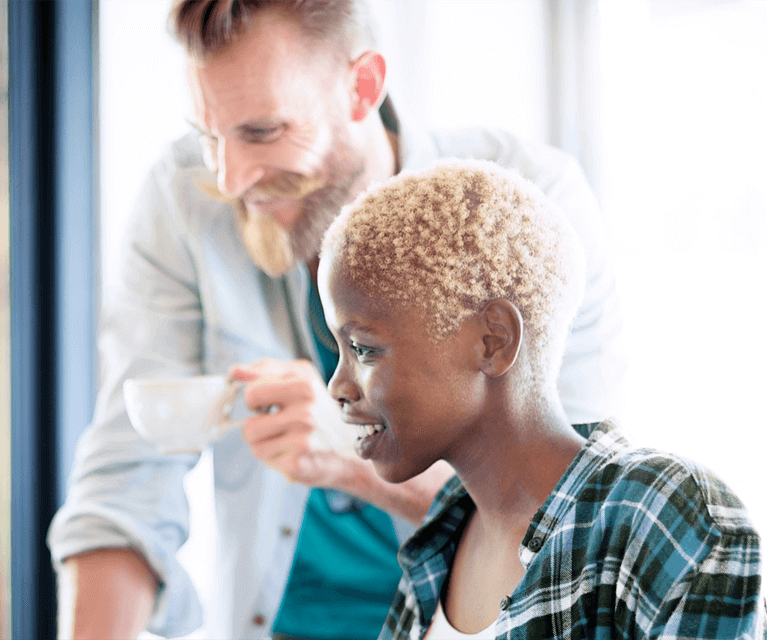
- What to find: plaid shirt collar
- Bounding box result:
[388,421,765,640]
[397,421,617,629]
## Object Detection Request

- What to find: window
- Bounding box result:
[0,0,11,634]
[597,0,767,533]
[8,2,96,635]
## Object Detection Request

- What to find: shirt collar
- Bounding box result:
[396,421,629,629]
[519,420,631,566]
[396,475,473,629]
[398,475,472,571]
[400,421,631,570]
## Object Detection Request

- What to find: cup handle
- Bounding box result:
[212,379,282,441]
[218,379,246,432]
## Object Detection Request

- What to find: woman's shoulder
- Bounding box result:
[589,437,757,540]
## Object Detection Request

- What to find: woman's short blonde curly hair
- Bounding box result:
[321,158,586,386]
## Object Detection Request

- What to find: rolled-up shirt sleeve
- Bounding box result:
[47,153,208,637]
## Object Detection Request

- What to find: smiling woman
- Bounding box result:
[319,159,586,485]
[317,158,766,640]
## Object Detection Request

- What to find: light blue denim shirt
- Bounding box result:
[48,110,626,639]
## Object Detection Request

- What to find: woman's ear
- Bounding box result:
[350,51,387,122]
[478,299,523,378]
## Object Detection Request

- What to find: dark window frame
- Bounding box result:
[9,1,97,637]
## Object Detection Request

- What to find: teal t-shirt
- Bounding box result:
[271,278,402,640]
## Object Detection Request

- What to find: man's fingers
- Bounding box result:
[241,406,313,445]
[242,375,315,410]
[229,358,314,381]
[256,403,280,415]
[229,364,281,381]
[245,428,309,461]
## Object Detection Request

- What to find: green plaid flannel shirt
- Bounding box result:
[380,421,766,640]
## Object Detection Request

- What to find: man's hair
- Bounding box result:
[168,0,380,61]
[322,158,587,388]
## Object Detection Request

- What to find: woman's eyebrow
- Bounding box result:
[340,320,377,337]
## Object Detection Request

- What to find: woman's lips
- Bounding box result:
[354,423,384,439]
[352,423,386,459]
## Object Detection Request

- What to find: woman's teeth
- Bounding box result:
[356,424,384,439]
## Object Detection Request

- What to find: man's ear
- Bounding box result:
[350,51,386,122]
[478,299,523,378]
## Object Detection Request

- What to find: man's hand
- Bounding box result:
[230,358,455,525]
[230,358,357,487]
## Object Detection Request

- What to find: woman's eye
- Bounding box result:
[350,342,376,359]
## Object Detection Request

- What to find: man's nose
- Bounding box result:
[216,138,266,199]
[328,362,361,407]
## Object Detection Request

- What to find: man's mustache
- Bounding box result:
[248,171,325,200]
[196,171,325,206]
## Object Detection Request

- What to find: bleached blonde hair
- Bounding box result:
[322,158,586,387]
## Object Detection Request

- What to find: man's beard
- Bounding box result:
[236,138,365,278]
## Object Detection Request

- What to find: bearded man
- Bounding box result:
[48,1,626,639]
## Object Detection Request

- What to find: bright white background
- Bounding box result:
[99,1,766,637]
[596,0,767,527]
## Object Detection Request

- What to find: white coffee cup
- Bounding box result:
[123,374,255,453]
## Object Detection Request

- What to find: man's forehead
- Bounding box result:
[188,8,340,79]
[185,13,345,121]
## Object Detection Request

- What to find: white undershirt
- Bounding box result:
[421,602,496,639]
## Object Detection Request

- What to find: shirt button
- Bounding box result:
[280,526,294,538]
[528,536,543,552]
[500,595,512,611]
[251,614,266,627]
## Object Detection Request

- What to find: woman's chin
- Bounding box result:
[372,461,411,485]
[372,459,429,485]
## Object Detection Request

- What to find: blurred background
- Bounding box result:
[3,0,766,637]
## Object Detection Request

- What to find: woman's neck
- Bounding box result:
[449,394,586,537]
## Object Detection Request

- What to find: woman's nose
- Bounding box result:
[328,364,361,407]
